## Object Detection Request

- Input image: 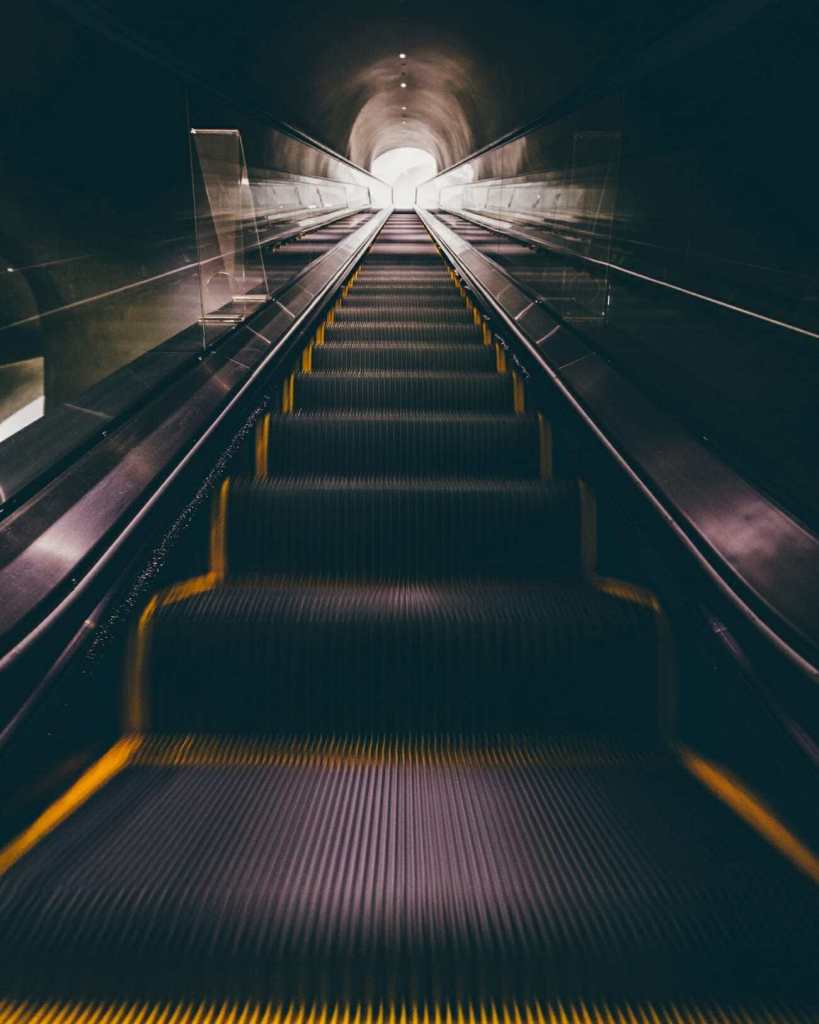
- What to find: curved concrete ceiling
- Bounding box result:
[346,52,479,169]
[93,0,714,172]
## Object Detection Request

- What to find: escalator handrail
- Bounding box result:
[0,205,373,519]
[0,208,392,729]
[418,206,819,683]
[442,205,819,343]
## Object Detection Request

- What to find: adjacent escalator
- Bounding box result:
[0,212,816,1023]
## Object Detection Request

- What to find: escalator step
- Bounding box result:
[324,323,480,343]
[6,732,817,1013]
[263,413,543,477]
[340,300,467,315]
[310,343,495,372]
[348,291,459,303]
[144,580,663,736]
[367,245,439,256]
[356,274,448,281]
[0,1000,810,1024]
[343,287,461,300]
[225,477,585,580]
[354,280,454,288]
[333,306,472,324]
[293,372,515,412]
[3,735,816,1012]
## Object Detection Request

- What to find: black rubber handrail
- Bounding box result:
[0,208,391,731]
[0,205,376,518]
[418,206,819,684]
[442,206,819,343]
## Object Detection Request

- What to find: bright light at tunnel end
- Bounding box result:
[371,147,437,209]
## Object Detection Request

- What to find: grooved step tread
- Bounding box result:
[333,308,473,324]
[225,476,584,580]
[310,343,496,371]
[140,580,663,735]
[263,413,544,477]
[324,323,481,343]
[292,372,516,412]
[1,734,815,1009]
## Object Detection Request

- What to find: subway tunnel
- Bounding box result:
[0,1,818,1021]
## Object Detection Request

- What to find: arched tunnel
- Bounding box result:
[0,2,817,1021]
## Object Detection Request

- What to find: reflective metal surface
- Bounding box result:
[418,0,819,528]
[0,208,389,716]
[0,12,387,486]
[420,208,819,677]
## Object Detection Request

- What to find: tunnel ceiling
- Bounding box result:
[85,0,714,171]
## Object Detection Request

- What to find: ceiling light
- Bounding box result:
[399,52,407,59]
[401,106,407,110]
[400,82,407,88]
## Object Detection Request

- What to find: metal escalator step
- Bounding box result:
[353,271,450,278]
[367,245,439,256]
[333,306,472,324]
[1,734,816,1011]
[358,266,444,274]
[225,477,585,580]
[348,288,457,300]
[324,323,480,343]
[356,270,448,277]
[0,999,812,1024]
[353,279,453,287]
[358,267,444,274]
[310,343,495,372]
[141,580,663,735]
[264,413,543,477]
[293,371,514,411]
[341,294,466,309]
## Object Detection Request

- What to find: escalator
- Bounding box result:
[0,212,816,1022]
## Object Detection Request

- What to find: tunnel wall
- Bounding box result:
[422,0,819,527]
[424,0,818,337]
[0,1,382,434]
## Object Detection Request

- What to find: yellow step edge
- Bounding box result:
[594,576,676,739]
[254,413,271,478]
[537,413,552,479]
[0,736,143,877]
[512,372,525,414]
[127,478,230,732]
[281,372,296,413]
[680,747,819,885]
[0,1005,782,1024]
